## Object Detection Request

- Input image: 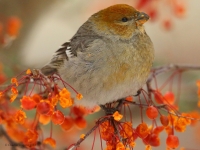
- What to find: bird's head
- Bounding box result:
[90,4,149,40]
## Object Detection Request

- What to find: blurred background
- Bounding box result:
[0,0,200,150]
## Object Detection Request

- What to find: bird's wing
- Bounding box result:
[41,28,101,75]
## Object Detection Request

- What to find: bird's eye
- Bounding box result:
[121,17,128,22]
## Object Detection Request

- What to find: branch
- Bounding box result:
[0,126,42,149]
[0,125,24,150]
[67,117,108,150]
[147,64,200,83]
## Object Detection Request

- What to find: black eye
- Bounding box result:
[121,17,128,22]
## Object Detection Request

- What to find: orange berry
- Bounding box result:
[143,133,160,146]
[11,77,18,86]
[59,97,73,108]
[146,106,158,119]
[100,121,114,141]
[26,69,32,75]
[125,96,133,101]
[101,131,113,141]
[165,126,173,135]
[14,110,27,124]
[0,91,4,98]
[163,19,172,30]
[198,89,200,97]
[76,93,83,100]
[160,115,169,127]
[196,80,200,87]
[59,88,70,97]
[46,109,53,116]
[148,9,157,21]
[20,96,36,110]
[153,126,165,135]
[149,133,160,147]
[120,122,133,138]
[37,101,52,115]
[113,111,123,121]
[51,110,65,125]
[181,113,191,125]
[7,128,25,142]
[166,135,179,149]
[116,142,125,150]
[198,100,200,108]
[136,123,149,138]
[143,133,150,145]
[137,0,149,9]
[10,87,18,102]
[86,105,101,114]
[61,116,74,131]
[164,91,175,104]
[39,114,51,125]
[189,111,200,125]
[175,124,186,132]
[51,94,59,106]
[32,94,42,104]
[80,134,85,139]
[168,114,178,125]
[43,137,56,148]
[132,130,138,141]
[6,17,21,37]
[174,3,186,18]
[11,87,18,94]
[23,129,38,148]
[154,90,164,104]
[72,106,87,117]
[0,73,6,84]
[145,145,152,150]
[174,118,187,132]
[74,116,87,129]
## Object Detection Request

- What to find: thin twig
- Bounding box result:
[125,101,200,121]
[0,125,25,150]
[147,64,200,83]
[160,109,200,121]
[125,100,166,108]
[67,117,109,150]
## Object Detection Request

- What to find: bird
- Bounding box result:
[41,4,154,108]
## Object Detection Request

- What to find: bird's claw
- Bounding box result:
[100,99,125,115]
[134,89,142,96]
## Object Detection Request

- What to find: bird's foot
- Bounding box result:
[100,98,125,115]
[134,89,142,96]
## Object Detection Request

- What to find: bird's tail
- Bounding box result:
[40,42,70,76]
[40,52,67,75]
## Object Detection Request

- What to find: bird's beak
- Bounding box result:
[135,12,149,25]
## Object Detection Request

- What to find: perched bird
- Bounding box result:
[41,4,154,107]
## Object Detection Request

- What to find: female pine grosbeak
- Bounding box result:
[41,4,154,107]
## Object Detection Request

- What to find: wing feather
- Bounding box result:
[41,22,102,75]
